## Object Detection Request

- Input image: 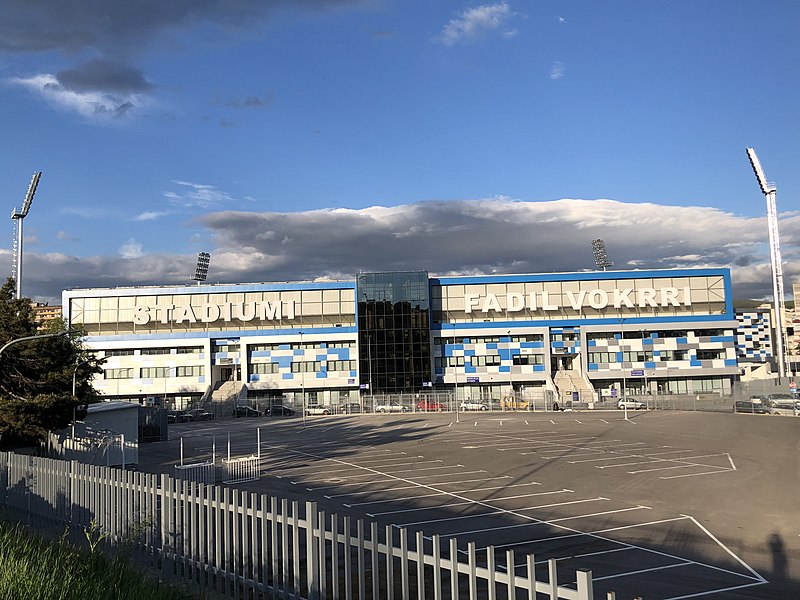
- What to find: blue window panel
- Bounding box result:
[588,340,596,347]
[444,347,453,357]
[499,366,510,373]
[320,343,328,348]
[198,376,205,383]
[316,355,326,362]
[249,374,260,382]
[282,373,294,379]
[644,362,656,369]
[724,359,738,366]
[316,372,327,379]
[551,328,563,334]
[251,350,270,357]
[464,365,477,374]
[643,338,654,346]
[434,368,443,375]
[677,338,688,344]
[331,348,350,359]
[350,371,357,377]
[487,343,498,350]
[293,349,304,356]
[465,349,475,357]
[588,364,599,371]
[275,356,293,368]
[552,341,564,348]
[499,349,514,361]
[711,336,733,343]
[574,340,581,347]
[320,365,327,372]
[533,365,546,372]
[653,351,660,357]
[279,344,291,350]
[617,352,623,362]
[690,359,702,366]
[520,342,544,349]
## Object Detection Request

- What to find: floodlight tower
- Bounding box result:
[746,147,787,378]
[192,252,211,284]
[11,172,42,299]
[591,239,614,271]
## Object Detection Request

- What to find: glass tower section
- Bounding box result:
[357,272,431,393]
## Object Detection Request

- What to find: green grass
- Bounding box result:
[0,521,192,600]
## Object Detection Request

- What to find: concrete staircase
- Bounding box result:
[211,380,247,404]
[553,370,596,403]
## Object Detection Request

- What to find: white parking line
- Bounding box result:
[342,481,544,506]
[324,476,513,498]
[367,489,574,516]
[304,469,487,490]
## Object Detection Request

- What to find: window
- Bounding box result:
[470,355,501,367]
[328,341,355,348]
[513,354,544,365]
[550,333,577,342]
[291,342,316,350]
[328,360,357,371]
[176,346,202,354]
[105,368,133,379]
[291,361,322,373]
[445,356,465,367]
[251,362,279,374]
[105,349,134,357]
[588,352,617,364]
[660,350,689,361]
[141,348,171,356]
[696,349,723,360]
[176,365,204,377]
[140,367,170,378]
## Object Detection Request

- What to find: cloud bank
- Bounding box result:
[18,197,800,305]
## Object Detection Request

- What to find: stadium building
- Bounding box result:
[62,267,739,410]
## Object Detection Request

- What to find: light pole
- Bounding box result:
[620,319,629,420]
[299,331,306,428]
[0,330,74,359]
[507,330,514,407]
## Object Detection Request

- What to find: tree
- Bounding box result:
[0,278,103,448]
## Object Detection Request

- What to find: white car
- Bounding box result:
[375,402,409,413]
[617,398,646,410]
[305,404,332,415]
[459,400,489,411]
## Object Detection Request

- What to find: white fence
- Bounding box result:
[0,451,597,599]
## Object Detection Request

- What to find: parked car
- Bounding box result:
[233,405,262,418]
[459,400,489,411]
[375,402,409,413]
[306,404,332,415]
[266,404,296,417]
[186,408,215,421]
[167,410,191,423]
[416,400,444,412]
[769,399,800,416]
[339,402,363,414]
[617,398,646,410]
[733,400,772,414]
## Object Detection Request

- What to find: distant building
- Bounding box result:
[30,302,62,330]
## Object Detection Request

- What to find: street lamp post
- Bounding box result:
[507,330,514,407]
[299,331,306,428]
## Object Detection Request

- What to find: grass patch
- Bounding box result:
[0,520,191,600]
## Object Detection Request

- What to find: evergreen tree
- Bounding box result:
[0,278,103,448]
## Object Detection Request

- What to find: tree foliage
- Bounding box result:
[0,278,103,448]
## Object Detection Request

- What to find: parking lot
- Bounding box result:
[140,410,799,599]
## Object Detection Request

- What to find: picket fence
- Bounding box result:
[0,451,596,600]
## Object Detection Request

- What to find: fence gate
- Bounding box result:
[174,461,215,484]
[221,455,259,484]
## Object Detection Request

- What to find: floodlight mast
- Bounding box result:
[10,172,42,299]
[746,147,787,378]
[192,252,211,284]
[591,239,614,271]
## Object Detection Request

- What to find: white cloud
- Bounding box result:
[119,238,144,258]
[133,211,171,221]
[13,197,800,305]
[7,73,150,122]
[165,181,239,209]
[549,61,565,80]
[439,2,514,46]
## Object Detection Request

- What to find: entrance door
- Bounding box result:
[221,367,233,381]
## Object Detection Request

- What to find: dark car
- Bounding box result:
[167,410,191,423]
[186,408,216,421]
[733,400,772,414]
[233,405,262,418]
[339,402,363,414]
[266,404,296,417]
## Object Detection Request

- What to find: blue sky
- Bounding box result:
[0,1,798,303]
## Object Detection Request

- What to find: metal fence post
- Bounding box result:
[306,501,319,599]
[576,568,594,600]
